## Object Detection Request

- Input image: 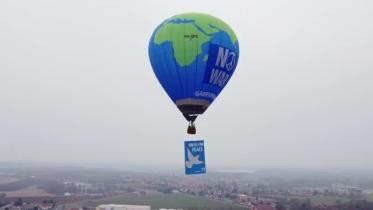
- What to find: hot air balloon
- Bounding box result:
[148,13,239,134]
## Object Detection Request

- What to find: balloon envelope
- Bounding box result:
[148,13,239,121]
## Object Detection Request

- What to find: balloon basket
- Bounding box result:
[187,122,196,134]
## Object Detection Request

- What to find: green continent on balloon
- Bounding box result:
[154,22,210,67]
[171,13,238,43]
[154,13,238,67]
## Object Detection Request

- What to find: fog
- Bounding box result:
[0,0,372,171]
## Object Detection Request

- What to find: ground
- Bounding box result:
[64,194,246,210]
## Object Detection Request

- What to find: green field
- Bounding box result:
[287,195,351,205]
[68,194,246,210]
[308,195,350,205]
[365,194,373,202]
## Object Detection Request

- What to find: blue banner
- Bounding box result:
[184,140,206,175]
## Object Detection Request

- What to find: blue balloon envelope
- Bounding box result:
[148,13,239,134]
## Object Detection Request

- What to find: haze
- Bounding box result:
[0,0,372,171]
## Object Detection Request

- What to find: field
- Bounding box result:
[287,195,351,205]
[65,194,246,210]
[365,194,373,202]
[0,176,20,184]
[308,195,350,205]
[1,185,55,198]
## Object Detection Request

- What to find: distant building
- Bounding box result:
[96,204,151,210]
[237,194,248,202]
[171,189,180,194]
[158,209,183,210]
[253,205,276,210]
[9,207,23,210]
[40,203,53,210]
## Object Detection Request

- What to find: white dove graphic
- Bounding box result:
[186,148,204,169]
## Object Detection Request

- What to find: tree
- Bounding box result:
[300,199,312,210]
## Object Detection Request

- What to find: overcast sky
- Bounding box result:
[0,0,372,171]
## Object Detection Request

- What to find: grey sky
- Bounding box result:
[0,0,372,170]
